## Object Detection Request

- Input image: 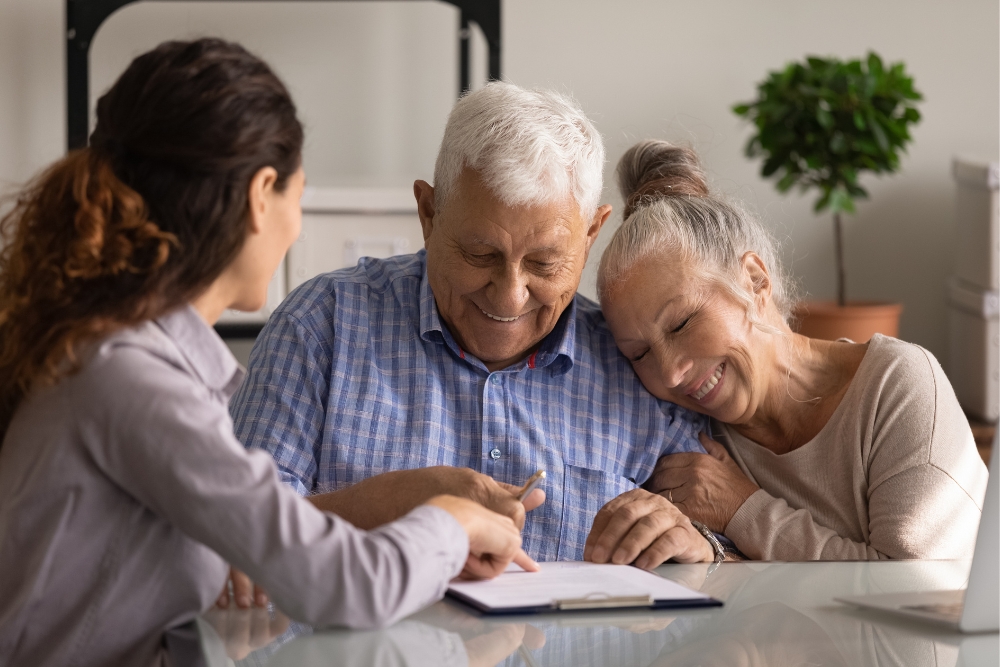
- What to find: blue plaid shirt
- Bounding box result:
[231,251,704,561]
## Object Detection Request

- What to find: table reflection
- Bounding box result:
[199,561,997,667]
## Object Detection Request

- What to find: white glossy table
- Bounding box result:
[198,560,999,667]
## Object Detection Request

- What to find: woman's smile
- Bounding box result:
[689,362,726,403]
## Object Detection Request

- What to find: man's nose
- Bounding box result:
[490,263,530,314]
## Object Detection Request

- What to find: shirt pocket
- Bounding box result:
[558,464,637,561]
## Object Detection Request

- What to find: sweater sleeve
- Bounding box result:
[725,459,983,561]
[726,489,882,560]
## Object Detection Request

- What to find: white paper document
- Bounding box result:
[447,562,718,613]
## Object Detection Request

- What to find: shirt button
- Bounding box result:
[490,374,502,385]
[489,448,502,460]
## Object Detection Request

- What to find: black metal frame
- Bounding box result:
[66,0,501,151]
[65,0,500,338]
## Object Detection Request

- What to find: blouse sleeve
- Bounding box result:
[81,347,469,629]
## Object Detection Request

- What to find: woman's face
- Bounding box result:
[602,254,771,424]
[266,166,305,263]
[231,166,305,313]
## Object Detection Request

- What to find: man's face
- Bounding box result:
[416,168,611,371]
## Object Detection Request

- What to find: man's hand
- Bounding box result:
[646,433,758,533]
[309,466,545,530]
[425,495,540,579]
[216,566,268,610]
[583,488,714,569]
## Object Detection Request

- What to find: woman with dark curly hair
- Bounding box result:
[0,38,533,667]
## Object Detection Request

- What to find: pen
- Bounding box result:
[516,469,546,502]
[518,644,541,667]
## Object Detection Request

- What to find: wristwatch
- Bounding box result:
[690,519,726,565]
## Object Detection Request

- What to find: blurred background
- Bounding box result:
[0,0,996,374]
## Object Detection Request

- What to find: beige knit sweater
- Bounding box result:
[714,335,989,561]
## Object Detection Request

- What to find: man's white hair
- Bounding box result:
[433,81,605,217]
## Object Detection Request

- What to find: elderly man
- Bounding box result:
[230,83,716,593]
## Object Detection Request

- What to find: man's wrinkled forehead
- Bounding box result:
[442,174,586,250]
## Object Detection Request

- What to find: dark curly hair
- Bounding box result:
[0,38,303,437]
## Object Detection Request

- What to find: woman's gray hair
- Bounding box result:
[598,140,798,327]
[433,81,605,217]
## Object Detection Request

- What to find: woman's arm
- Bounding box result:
[647,438,888,560]
[83,348,473,629]
[725,460,984,561]
[653,444,976,561]
[858,346,987,560]
[653,343,988,561]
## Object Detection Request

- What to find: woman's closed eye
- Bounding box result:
[630,349,650,363]
[670,316,691,334]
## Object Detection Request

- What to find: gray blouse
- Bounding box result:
[0,305,469,667]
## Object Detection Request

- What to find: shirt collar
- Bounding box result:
[155,304,245,397]
[417,250,445,343]
[537,299,577,373]
[416,250,576,374]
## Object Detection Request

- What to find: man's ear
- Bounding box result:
[584,204,613,255]
[247,166,279,235]
[413,180,436,243]
[741,252,772,305]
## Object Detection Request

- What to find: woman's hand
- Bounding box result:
[216,566,268,610]
[583,488,714,569]
[425,495,540,579]
[203,606,290,661]
[465,623,546,667]
[647,433,759,533]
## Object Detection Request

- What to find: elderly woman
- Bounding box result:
[594,140,988,561]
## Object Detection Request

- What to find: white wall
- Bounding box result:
[0,0,997,360]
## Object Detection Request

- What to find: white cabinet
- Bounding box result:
[953,158,1000,291]
[947,278,1000,422]
[947,159,1000,422]
[218,187,423,326]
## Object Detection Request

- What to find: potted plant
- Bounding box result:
[733,52,922,342]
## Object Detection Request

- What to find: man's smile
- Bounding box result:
[479,307,521,323]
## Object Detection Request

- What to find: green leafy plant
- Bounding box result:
[733,52,922,306]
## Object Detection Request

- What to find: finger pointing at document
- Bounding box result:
[426,495,540,580]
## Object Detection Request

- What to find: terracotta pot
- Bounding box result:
[793,301,903,342]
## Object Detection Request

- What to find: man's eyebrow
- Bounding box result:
[460,239,563,255]
[463,237,500,247]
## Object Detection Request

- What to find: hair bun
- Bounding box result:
[616,140,709,218]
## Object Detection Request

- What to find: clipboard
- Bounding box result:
[446,562,723,615]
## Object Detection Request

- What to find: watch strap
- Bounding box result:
[690,519,726,564]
